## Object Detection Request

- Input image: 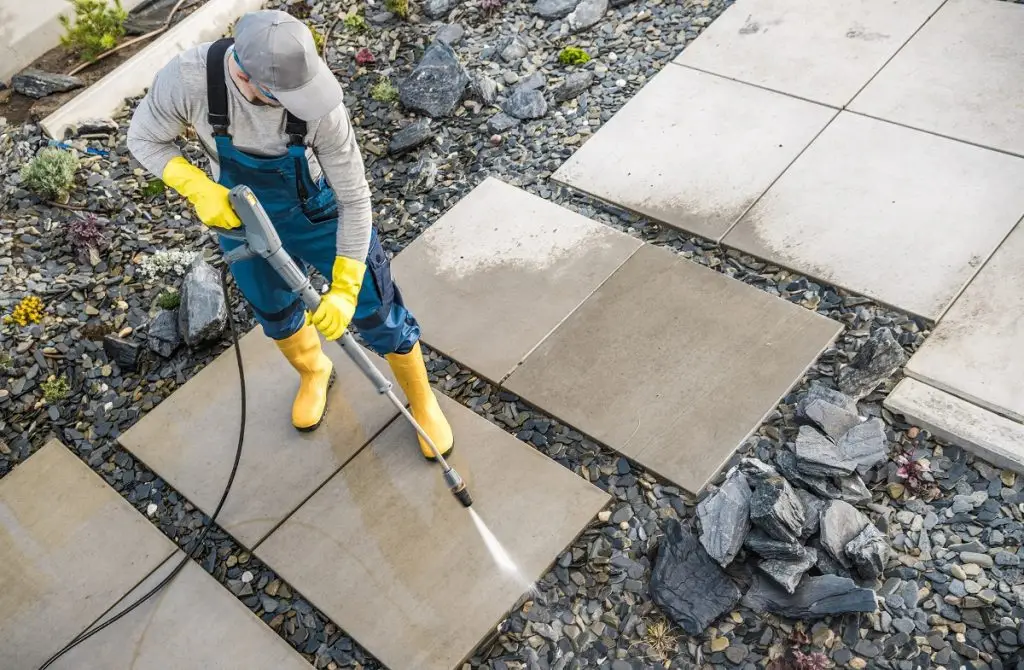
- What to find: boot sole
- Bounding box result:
[295,367,336,433]
[423,439,454,462]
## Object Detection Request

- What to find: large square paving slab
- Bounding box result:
[503,244,842,494]
[905,222,1024,422]
[0,440,175,670]
[674,0,943,107]
[53,555,312,669]
[723,112,1024,320]
[850,0,1024,156]
[551,65,836,240]
[257,393,609,670]
[119,328,402,548]
[392,177,641,382]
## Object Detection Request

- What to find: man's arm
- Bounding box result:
[127,56,193,178]
[312,103,373,263]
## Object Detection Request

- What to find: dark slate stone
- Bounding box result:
[837,328,909,398]
[649,519,742,636]
[742,573,877,619]
[799,381,859,417]
[749,473,805,544]
[103,335,141,371]
[148,309,181,357]
[388,119,434,155]
[838,418,889,474]
[552,71,594,102]
[805,398,863,440]
[517,71,547,92]
[795,489,824,540]
[434,23,465,46]
[795,425,858,478]
[758,547,818,594]
[836,473,872,505]
[12,69,84,98]
[744,528,805,560]
[178,258,227,347]
[487,112,520,133]
[503,88,547,120]
[567,0,608,32]
[73,118,119,136]
[775,448,843,500]
[697,470,751,567]
[469,72,498,105]
[533,0,580,18]
[398,40,469,118]
[423,0,455,19]
[820,500,870,568]
[845,522,890,581]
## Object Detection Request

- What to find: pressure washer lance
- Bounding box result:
[223,184,473,508]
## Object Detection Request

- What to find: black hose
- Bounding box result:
[38,266,247,669]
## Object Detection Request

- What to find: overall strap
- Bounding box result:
[285,112,307,147]
[206,37,235,135]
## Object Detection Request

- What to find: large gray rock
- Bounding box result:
[388,119,434,156]
[487,112,519,133]
[148,309,181,357]
[742,573,877,619]
[820,500,870,568]
[845,523,889,581]
[836,473,872,505]
[798,381,859,417]
[12,69,84,99]
[759,547,818,594]
[749,473,805,544]
[775,449,843,500]
[103,335,141,371]
[399,40,469,118]
[795,489,825,540]
[435,23,465,46]
[649,520,742,636]
[423,0,455,19]
[837,328,908,398]
[837,418,888,474]
[744,528,804,560]
[805,398,862,440]
[811,537,854,579]
[503,88,547,120]
[501,35,529,63]
[697,471,751,567]
[533,0,580,18]
[552,71,594,102]
[178,258,227,347]
[794,425,857,478]
[567,0,608,32]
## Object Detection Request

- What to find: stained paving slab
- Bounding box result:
[552,64,835,240]
[256,393,609,670]
[723,112,1024,320]
[503,243,842,494]
[392,176,641,382]
[51,555,313,669]
[850,0,1024,156]
[905,221,1024,422]
[119,328,402,548]
[674,0,944,107]
[0,440,176,670]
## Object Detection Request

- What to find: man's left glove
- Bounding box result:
[309,256,366,340]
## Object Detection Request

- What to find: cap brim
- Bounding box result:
[270,60,343,121]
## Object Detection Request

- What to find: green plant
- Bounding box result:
[343,13,368,32]
[59,0,128,62]
[307,22,325,54]
[385,0,409,20]
[156,288,181,310]
[370,77,399,103]
[20,148,80,202]
[558,46,590,66]
[41,375,71,403]
[142,178,166,198]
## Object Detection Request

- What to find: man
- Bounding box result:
[127,9,452,460]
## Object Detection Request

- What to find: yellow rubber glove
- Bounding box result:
[310,256,366,340]
[161,156,241,230]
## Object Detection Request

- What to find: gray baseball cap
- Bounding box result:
[233,9,342,121]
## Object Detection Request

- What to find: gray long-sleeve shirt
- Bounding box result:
[127,42,372,261]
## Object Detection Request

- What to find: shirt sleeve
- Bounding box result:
[312,103,373,262]
[126,55,193,179]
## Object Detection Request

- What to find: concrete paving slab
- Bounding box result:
[257,393,609,670]
[392,177,641,382]
[552,65,836,240]
[119,329,402,549]
[52,555,313,669]
[0,440,175,670]
[503,244,842,494]
[905,222,1024,422]
[723,112,1024,320]
[674,0,943,107]
[885,378,1024,475]
[850,0,1024,156]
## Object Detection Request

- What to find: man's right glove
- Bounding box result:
[162,156,242,230]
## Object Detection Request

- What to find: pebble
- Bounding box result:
[960,551,993,568]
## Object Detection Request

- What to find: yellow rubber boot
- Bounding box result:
[385,342,454,460]
[274,324,335,432]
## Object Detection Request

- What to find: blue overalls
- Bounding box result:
[204,38,419,355]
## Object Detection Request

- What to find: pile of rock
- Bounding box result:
[650,378,896,635]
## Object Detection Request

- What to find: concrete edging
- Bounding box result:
[40,0,266,140]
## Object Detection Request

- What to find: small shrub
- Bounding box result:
[307,22,325,53]
[67,213,107,251]
[480,0,503,13]
[343,13,368,32]
[59,0,128,62]
[138,250,198,280]
[20,148,80,202]
[558,46,591,66]
[355,47,376,65]
[142,178,166,198]
[5,296,44,327]
[156,288,181,310]
[285,0,312,19]
[370,77,399,102]
[41,375,71,403]
[385,0,409,20]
